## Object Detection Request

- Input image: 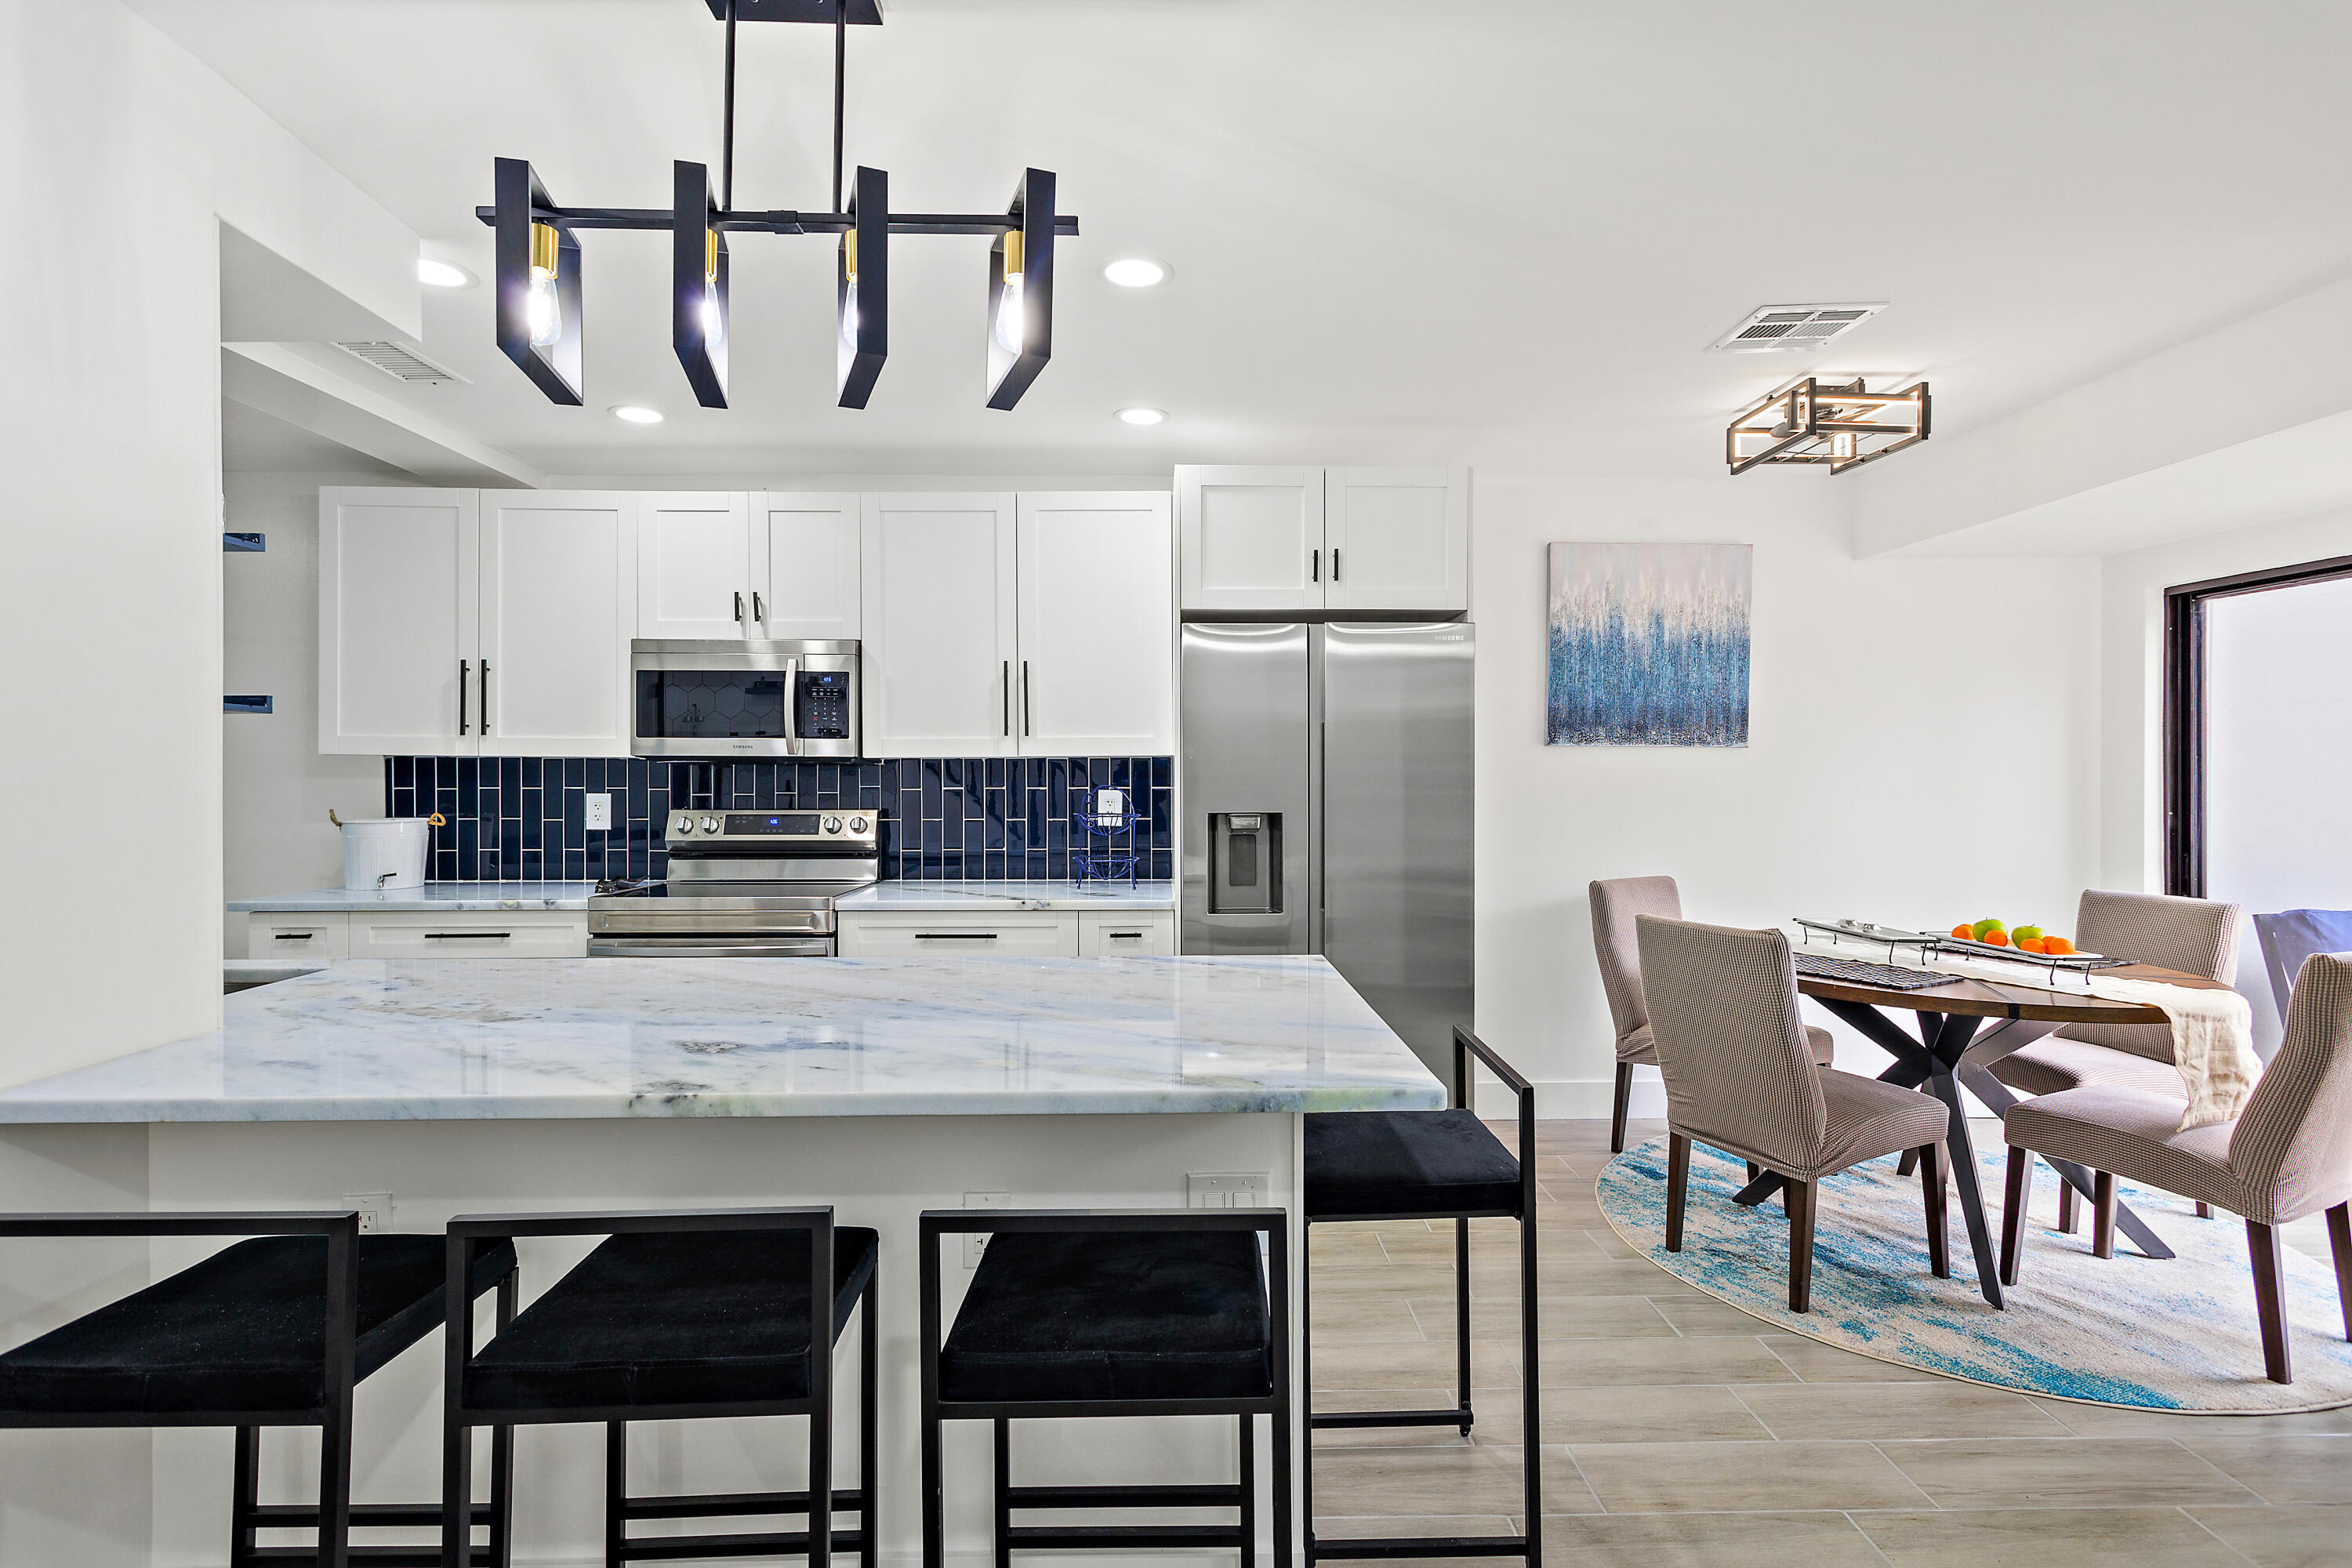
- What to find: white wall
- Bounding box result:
[222,471,412,955]
[0,0,417,1087]
[1473,474,2103,1114]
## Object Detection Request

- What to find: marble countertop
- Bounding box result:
[0,956,1439,1123]
[836,880,1174,912]
[228,882,597,913]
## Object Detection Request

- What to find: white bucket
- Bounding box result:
[339,817,434,891]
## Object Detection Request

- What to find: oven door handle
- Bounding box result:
[587,938,836,958]
[782,656,800,757]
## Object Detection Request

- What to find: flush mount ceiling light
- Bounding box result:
[479,0,1076,413]
[1726,377,1929,476]
[1706,302,1888,354]
[1116,407,1165,426]
[612,405,666,424]
[1103,257,1169,288]
[416,258,476,289]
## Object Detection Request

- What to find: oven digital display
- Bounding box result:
[723,813,822,836]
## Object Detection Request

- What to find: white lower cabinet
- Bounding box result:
[349,910,589,960]
[249,913,351,960]
[1079,912,1176,956]
[837,911,1078,957]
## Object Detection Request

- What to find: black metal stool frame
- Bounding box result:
[0,1210,519,1568]
[1301,1027,1541,1563]
[440,1207,877,1568]
[918,1207,1293,1568]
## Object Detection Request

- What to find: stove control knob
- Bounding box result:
[699,816,720,834]
[848,815,869,833]
[673,818,693,835]
[823,815,843,834]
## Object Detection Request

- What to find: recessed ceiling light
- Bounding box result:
[1103,258,1170,289]
[1116,407,1165,426]
[611,405,665,425]
[417,258,476,289]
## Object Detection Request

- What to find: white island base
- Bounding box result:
[0,956,1440,1568]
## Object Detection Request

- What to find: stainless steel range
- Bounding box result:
[588,808,879,957]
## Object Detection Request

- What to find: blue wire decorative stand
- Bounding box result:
[1072,808,1143,887]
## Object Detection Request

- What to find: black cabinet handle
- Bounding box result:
[735,590,746,626]
[271,931,315,942]
[1022,661,1032,737]
[423,931,512,940]
[1107,931,1145,940]
[480,659,490,735]
[753,591,766,625]
[459,659,469,735]
[1332,548,1341,581]
[1002,662,1011,737]
[1311,549,1319,583]
[915,931,1000,940]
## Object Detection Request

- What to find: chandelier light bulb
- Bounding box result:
[840,280,860,347]
[993,270,1025,354]
[526,222,564,348]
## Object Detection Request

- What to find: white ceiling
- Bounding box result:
[153,0,2352,478]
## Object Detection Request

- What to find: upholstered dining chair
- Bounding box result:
[1635,916,1952,1312]
[1951,889,2248,1227]
[1592,877,1835,1153]
[2000,951,2352,1385]
[2256,909,2352,1027]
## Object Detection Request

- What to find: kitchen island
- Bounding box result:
[0,956,1439,1566]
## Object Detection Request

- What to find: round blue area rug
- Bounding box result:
[1597,1136,2352,1413]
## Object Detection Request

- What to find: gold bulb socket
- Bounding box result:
[704,227,720,286]
[529,221,561,278]
[843,229,858,284]
[1001,229,1023,281]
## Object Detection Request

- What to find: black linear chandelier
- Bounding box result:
[477,0,1077,412]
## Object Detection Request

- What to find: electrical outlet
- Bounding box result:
[964,1191,1010,1269]
[586,793,613,829]
[1188,1172,1267,1209]
[344,1192,393,1234]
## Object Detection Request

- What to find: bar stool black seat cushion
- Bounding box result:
[463,1226,878,1413]
[938,1229,1271,1405]
[1305,1109,1522,1221]
[0,1233,517,1418]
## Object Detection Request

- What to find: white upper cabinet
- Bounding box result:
[1016,492,1174,756]
[1323,467,1469,613]
[861,494,1020,757]
[1176,465,1469,615]
[1177,466,1323,612]
[319,488,479,755]
[477,492,637,757]
[753,492,861,641]
[638,492,755,639]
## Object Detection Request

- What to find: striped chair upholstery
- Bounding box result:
[1635,916,1950,1312]
[1973,890,2249,1101]
[2002,952,2352,1383]
[1592,877,1831,1152]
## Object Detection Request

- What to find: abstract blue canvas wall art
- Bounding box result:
[1547,543,1751,746]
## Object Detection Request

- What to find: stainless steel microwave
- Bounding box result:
[630,640,862,760]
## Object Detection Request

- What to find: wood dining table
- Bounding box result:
[1735,953,2232,1309]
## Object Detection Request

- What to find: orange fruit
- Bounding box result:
[1980,929,2010,947]
[2044,935,2075,955]
[2017,937,2046,954]
[1950,924,1975,940]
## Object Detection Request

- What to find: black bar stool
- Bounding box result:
[1300,1027,1540,1563]
[919,1208,1290,1568]
[0,1209,517,1568]
[441,1207,878,1568]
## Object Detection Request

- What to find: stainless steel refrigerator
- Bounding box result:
[1178,622,1474,1091]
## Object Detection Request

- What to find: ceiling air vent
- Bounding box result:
[331,340,472,386]
[1705,303,1887,354]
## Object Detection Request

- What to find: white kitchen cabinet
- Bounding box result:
[860,494,1020,757]
[249,912,351,959]
[319,489,479,754]
[753,492,861,640]
[349,909,588,959]
[1015,493,1174,755]
[1175,466,1469,615]
[1323,467,1469,613]
[1078,911,1175,956]
[638,492,756,639]
[478,492,637,756]
[1177,466,1323,612]
[837,910,1079,956]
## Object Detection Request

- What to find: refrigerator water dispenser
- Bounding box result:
[1209,813,1283,914]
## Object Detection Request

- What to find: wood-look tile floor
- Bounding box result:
[1305,1119,2352,1566]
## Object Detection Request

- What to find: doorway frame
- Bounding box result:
[2162,551,2352,896]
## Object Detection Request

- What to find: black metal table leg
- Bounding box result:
[1914,1013,2001,1308]
[1956,1062,2176,1261]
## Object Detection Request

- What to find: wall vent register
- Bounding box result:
[329,340,472,385]
[1704,303,1887,354]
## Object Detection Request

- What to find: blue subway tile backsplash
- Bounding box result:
[385,757,1173,884]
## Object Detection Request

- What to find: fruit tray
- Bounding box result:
[1794,916,2130,975]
